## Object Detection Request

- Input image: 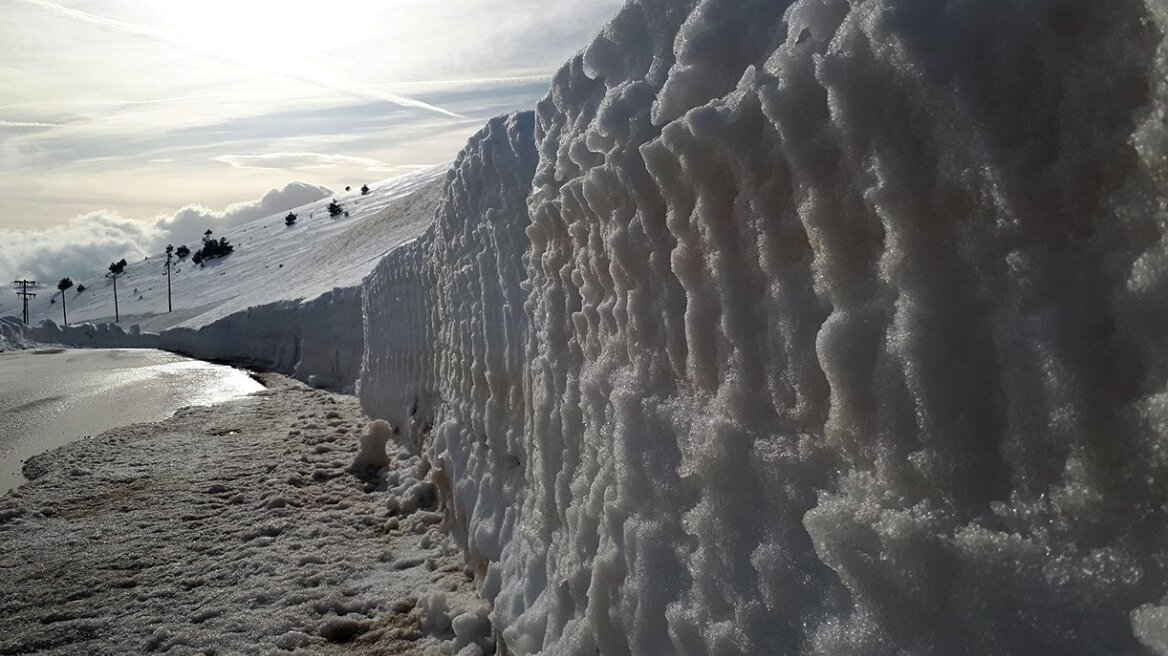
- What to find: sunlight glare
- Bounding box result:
[167,0,379,68]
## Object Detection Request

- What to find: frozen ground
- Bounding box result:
[0,375,495,655]
[0,348,264,494]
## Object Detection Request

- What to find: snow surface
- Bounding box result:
[0,376,493,655]
[359,1,1168,654]
[2,170,441,332]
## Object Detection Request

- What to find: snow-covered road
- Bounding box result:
[0,375,490,654]
[0,348,264,493]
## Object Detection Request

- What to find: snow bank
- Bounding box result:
[362,1,1168,654]
[361,113,535,584]
[159,286,364,390]
[0,317,35,351]
[2,316,163,352]
[21,318,161,350]
[2,284,363,390]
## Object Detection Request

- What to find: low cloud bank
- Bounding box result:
[152,181,334,250]
[0,181,332,283]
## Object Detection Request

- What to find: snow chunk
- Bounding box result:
[350,420,393,471]
[452,605,492,651]
[417,591,451,634]
[1134,605,1168,655]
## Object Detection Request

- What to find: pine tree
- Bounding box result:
[107,258,128,322]
[56,277,73,324]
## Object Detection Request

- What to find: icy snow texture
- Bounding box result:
[362,0,1168,654]
[361,112,535,594]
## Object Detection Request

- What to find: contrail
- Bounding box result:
[0,76,553,114]
[371,75,553,90]
[12,0,468,120]
[0,120,66,128]
[0,90,293,112]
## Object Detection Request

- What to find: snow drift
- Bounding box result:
[361,0,1168,654]
[361,113,535,587]
[157,287,364,389]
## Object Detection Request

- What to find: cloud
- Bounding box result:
[213,152,406,172]
[0,212,159,285]
[372,75,553,92]
[0,120,66,129]
[12,0,467,120]
[0,181,333,283]
[0,76,554,231]
[0,1,619,230]
[151,181,334,251]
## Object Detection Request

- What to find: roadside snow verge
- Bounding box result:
[3,285,365,391]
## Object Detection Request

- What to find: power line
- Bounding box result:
[11,279,37,325]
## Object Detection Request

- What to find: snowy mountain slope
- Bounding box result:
[1,167,446,387]
[1,167,444,334]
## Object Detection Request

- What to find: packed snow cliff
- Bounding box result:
[358,0,1168,654]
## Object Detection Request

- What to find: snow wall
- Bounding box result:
[4,285,364,390]
[18,318,162,350]
[360,112,536,591]
[159,286,364,390]
[363,0,1168,654]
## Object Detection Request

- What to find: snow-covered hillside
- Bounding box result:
[1,169,443,333]
[2,168,444,387]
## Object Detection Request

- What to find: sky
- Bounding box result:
[0,0,623,282]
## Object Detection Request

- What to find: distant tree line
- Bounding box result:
[191,229,234,265]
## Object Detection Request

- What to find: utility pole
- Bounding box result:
[12,279,36,325]
[164,245,174,312]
